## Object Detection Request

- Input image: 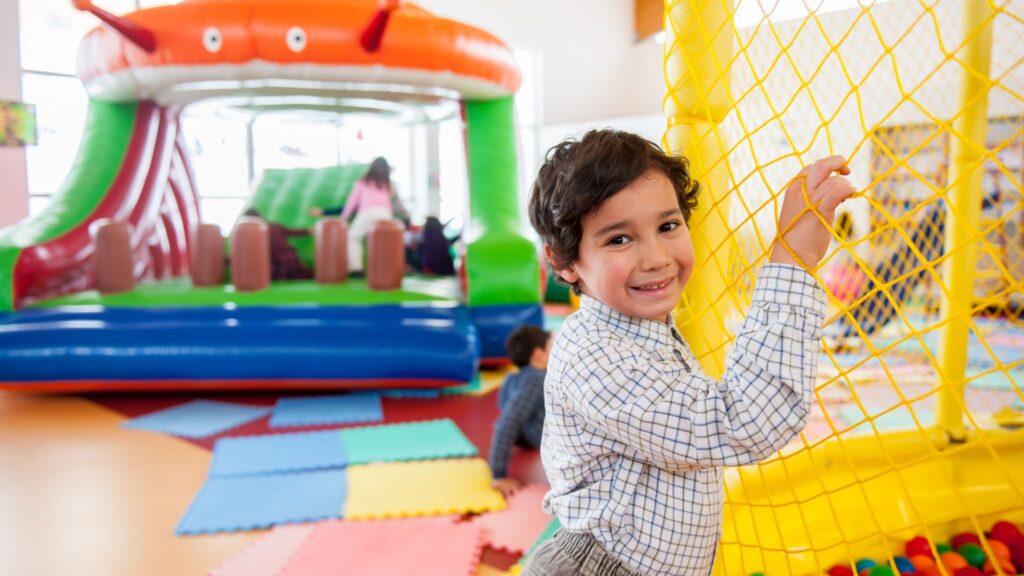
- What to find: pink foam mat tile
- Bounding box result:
[471,484,551,554]
[209,523,316,576]
[280,516,485,576]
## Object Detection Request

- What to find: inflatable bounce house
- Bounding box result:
[0,0,541,392]
[2,0,1023,574]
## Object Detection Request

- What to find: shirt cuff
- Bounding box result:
[752,263,827,318]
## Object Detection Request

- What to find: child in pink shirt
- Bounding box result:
[311,157,409,274]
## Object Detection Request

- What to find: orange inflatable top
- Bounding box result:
[74,0,521,103]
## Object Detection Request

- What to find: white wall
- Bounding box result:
[415,0,666,126]
[0,0,28,227]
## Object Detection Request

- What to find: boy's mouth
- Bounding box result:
[631,276,675,293]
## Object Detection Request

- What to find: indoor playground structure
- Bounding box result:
[0,0,542,392]
[1,0,1023,575]
[659,0,1024,574]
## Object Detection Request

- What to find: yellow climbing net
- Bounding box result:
[664,0,1024,574]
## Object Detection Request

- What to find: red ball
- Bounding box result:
[828,566,855,576]
[991,522,1024,547]
[952,532,982,550]
[953,567,983,576]
[907,535,934,558]
[1012,540,1024,572]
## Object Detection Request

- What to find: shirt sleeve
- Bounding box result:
[563,264,826,469]
[340,181,364,221]
[488,371,546,478]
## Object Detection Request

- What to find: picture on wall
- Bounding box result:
[0,100,37,146]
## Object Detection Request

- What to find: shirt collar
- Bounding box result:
[517,365,544,377]
[578,294,681,348]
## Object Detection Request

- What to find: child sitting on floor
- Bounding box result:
[488,324,552,499]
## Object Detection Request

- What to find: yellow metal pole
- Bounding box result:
[936,1,994,441]
[664,0,735,378]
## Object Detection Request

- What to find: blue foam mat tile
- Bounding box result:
[269,393,383,428]
[122,399,271,439]
[379,388,442,399]
[210,430,348,477]
[176,469,347,535]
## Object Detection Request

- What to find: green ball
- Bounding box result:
[956,543,987,568]
[936,543,953,554]
[868,566,895,576]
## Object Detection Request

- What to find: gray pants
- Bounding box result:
[522,530,643,576]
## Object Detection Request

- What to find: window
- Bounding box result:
[19,0,176,216]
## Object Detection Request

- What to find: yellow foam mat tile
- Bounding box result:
[344,458,505,520]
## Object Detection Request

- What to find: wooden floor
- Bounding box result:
[0,393,257,575]
[0,386,545,575]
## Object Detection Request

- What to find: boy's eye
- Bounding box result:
[607,235,630,246]
[660,221,680,233]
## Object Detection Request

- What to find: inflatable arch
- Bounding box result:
[0,0,542,391]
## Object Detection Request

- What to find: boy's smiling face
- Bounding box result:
[552,169,695,322]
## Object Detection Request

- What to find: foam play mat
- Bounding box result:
[340,418,478,464]
[344,458,505,520]
[177,469,347,535]
[207,418,478,477]
[279,516,485,576]
[210,523,316,576]
[269,393,383,428]
[210,430,348,477]
[123,399,271,438]
[472,484,551,554]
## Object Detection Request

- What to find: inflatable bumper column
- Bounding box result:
[463,97,543,358]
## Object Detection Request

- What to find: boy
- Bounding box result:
[524,130,854,575]
[488,324,552,498]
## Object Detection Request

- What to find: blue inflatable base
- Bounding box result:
[0,302,544,391]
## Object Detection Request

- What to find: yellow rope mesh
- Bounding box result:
[664,0,1024,574]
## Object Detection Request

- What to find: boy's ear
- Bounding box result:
[543,245,579,284]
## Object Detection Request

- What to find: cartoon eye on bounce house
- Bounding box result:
[0,0,542,392]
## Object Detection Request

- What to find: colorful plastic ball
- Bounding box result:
[893,556,916,573]
[860,570,871,576]
[983,557,1016,575]
[1012,541,1024,572]
[910,554,941,576]
[988,540,1012,561]
[828,566,856,576]
[941,551,970,573]
[991,522,1024,547]
[749,572,765,576]
[857,559,879,573]
[953,533,983,550]
[938,544,954,555]
[952,567,983,576]
[907,536,933,558]
[959,544,988,568]
[869,565,896,576]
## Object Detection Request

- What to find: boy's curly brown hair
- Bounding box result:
[528,130,700,292]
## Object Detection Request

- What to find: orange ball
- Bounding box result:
[988,540,1012,561]
[942,553,966,569]
[983,557,1016,575]
[941,551,970,572]
[911,554,942,576]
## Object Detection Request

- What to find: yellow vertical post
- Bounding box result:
[936,1,994,441]
[664,0,735,378]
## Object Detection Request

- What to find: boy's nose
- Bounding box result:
[640,240,673,271]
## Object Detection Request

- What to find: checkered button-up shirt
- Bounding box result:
[541,264,826,575]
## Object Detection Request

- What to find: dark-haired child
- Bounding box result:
[488,324,552,499]
[524,129,855,575]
